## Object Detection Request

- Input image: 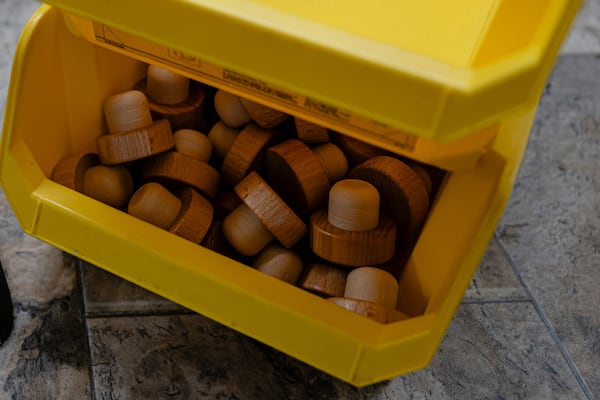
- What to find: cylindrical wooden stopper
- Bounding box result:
[82,165,134,208]
[173,129,212,162]
[51,153,100,192]
[135,79,206,132]
[221,124,278,186]
[214,90,252,128]
[344,267,399,309]
[201,220,238,259]
[294,117,330,144]
[222,203,275,256]
[208,121,240,162]
[96,119,174,165]
[128,182,182,229]
[331,132,386,167]
[213,191,242,219]
[103,90,153,134]
[252,244,304,284]
[298,263,347,298]
[264,139,330,216]
[146,65,190,105]
[312,143,349,183]
[328,297,392,324]
[141,151,220,200]
[239,97,288,128]
[327,179,379,231]
[235,172,307,249]
[310,209,396,267]
[349,156,429,236]
[168,187,214,243]
[407,162,433,196]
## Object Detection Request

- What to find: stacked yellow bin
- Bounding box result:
[0,0,581,386]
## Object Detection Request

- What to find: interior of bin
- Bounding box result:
[1,8,512,384]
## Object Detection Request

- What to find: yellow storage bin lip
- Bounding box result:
[40,0,581,143]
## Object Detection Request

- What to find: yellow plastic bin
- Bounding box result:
[0,1,580,386]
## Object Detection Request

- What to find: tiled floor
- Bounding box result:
[1,0,599,399]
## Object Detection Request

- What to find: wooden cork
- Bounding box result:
[310,209,396,267]
[252,244,304,284]
[96,119,174,165]
[298,263,347,298]
[208,121,240,163]
[349,156,430,236]
[221,123,278,186]
[51,153,99,192]
[213,191,242,219]
[294,117,330,144]
[327,179,379,231]
[135,76,206,132]
[222,202,275,256]
[331,132,386,167]
[128,182,182,229]
[328,298,405,324]
[214,90,252,128]
[141,151,220,200]
[82,165,134,208]
[264,139,330,216]
[201,219,238,259]
[239,97,288,128]
[344,267,399,309]
[407,162,433,196]
[146,65,190,105]
[312,143,349,183]
[234,172,307,249]
[103,90,153,134]
[168,187,214,243]
[173,129,212,162]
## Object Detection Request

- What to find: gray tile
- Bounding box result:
[361,302,588,400]
[464,236,529,303]
[561,0,600,54]
[80,261,186,315]
[0,255,91,399]
[497,55,600,397]
[87,314,360,400]
[0,0,39,27]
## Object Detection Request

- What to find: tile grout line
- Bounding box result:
[85,308,197,320]
[494,233,594,400]
[75,260,98,400]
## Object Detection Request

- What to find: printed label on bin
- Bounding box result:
[92,23,418,152]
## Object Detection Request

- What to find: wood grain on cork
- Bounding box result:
[51,153,99,192]
[103,90,153,134]
[328,297,403,324]
[234,171,307,249]
[134,79,206,132]
[239,97,288,128]
[96,119,174,165]
[221,123,278,186]
[141,151,220,200]
[168,187,214,243]
[310,209,396,267]
[298,263,347,298]
[294,117,330,144]
[201,219,238,259]
[264,139,330,216]
[312,143,348,183]
[349,156,429,236]
[331,132,386,167]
